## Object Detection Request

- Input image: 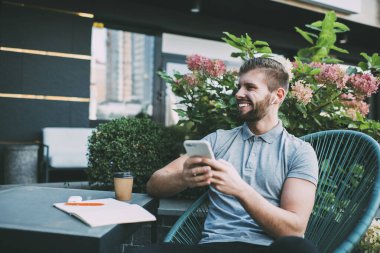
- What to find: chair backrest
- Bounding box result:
[42,127,95,168]
[301,130,380,253]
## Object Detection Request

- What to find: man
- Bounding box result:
[132,57,319,253]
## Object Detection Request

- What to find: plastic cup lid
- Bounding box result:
[114,171,134,178]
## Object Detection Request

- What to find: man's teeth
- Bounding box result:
[239,104,251,107]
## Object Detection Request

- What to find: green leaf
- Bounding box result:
[297,48,314,59]
[258,46,272,54]
[360,52,371,61]
[334,22,350,31]
[330,45,349,54]
[309,68,321,75]
[313,47,328,60]
[310,21,322,28]
[173,109,187,117]
[223,38,243,50]
[253,40,269,46]
[244,33,253,46]
[371,53,380,65]
[313,116,322,127]
[231,52,245,58]
[261,53,273,58]
[222,32,239,42]
[305,24,322,32]
[323,57,342,63]
[358,62,368,71]
[295,103,307,115]
[295,27,315,45]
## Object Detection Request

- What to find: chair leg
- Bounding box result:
[45,166,49,183]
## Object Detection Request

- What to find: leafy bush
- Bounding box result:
[159,11,380,142]
[87,117,185,192]
[354,219,380,252]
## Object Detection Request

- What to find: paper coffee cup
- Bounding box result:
[114,171,134,201]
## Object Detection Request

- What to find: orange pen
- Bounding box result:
[65,202,104,206]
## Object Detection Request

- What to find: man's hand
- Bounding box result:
[182,157,213,188]
[204,159,249,197]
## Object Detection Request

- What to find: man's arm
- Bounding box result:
[146,156,213,198]
[238,177,316,238]
[206,158,316,238]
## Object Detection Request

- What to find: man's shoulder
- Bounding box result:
[203,126,244,153]
[215,125,244,136]
[282,128,305,144]
[204,125,243,140]
[282,129,315,154]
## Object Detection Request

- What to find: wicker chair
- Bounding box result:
[163,130,380,253]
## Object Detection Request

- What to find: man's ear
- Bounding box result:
[275,88,286,104]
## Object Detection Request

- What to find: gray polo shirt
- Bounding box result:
[199,122,319,246]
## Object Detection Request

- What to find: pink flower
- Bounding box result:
[340,93,355,100]
[310,62,322,68]
[347,73,380,98]
[346,108,358,121]
[202,58,214,74]
[314,63,348,89]
[358,101,370,115]
[340,93,370,116]
[186,54,205,71]
[183,73,198,86]
[186,54,226,77]
[291,80,313,105]
[206,59,226,77]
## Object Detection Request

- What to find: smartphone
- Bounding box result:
[183,140,215,159]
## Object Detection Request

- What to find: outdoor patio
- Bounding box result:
[1,0,380,252]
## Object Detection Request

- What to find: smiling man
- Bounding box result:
[129,57,319,253]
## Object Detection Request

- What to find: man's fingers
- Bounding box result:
[210,177,224,186]
[188,176,211,188]
[184,167,212,188]
[210,170,223,180]
[184,157,206,169]
[193,171,213,182]
[191,166,212,176]
[200,158,230,172]
[194,181,211,187]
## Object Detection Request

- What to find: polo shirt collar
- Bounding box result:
[242,121,283,143]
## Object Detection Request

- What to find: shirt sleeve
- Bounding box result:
[288,142,319,186]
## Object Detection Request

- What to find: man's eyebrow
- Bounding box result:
[238,81,258,87]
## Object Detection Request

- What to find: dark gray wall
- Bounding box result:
[0,2,92,182]
[0,3,92,142]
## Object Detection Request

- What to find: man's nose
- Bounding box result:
[235,87,245,98]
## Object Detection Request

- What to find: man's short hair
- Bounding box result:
[239,57,289,92]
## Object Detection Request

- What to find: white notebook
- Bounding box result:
[54,198,156,227]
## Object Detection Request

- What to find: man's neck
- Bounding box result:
[247,116,279,135]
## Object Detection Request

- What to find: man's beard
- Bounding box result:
[238,94,272,123]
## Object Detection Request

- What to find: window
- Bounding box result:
[90,26,155,120]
